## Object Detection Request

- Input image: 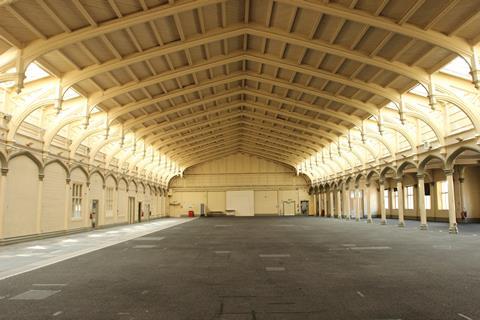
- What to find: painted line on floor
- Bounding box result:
[133,245,157,249]
[259,254,290,258]
[350,246,391,250]
[342,244,356,247]
[215,225,232,227]
[458,313,473,320]
[356,291,365,298]
[52,311,63,317]
[32,283,67,287]
[10,289,61,300]
[0,219,195,282]
[265,267,285,272]
[214,251,231,254]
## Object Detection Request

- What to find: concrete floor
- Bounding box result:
[0,217,480,320]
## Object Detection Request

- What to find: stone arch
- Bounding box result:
[69,165,89,182]
[0,151,7,170]
[380,166,396,179]
[397,160,418,176]
[354,172,366,185]
[446,145,480,169]
[129,179,138,193]
[105,173,118,188]
[44,159,70,179]
[418,154,446,174]
[8,151,44,176]
[366,169,380,183]
[90,170,105,186]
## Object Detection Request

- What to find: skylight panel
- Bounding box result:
[63,88,80,100]
[440,56,470,80]
[408,84,428,97]
[24,63,49,83]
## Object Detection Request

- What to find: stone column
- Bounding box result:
[354,184,360,221]
[0,169,8,239]
[365,183,372,223]
[329,189,334,218]
[417,174,428,230]
[345,185,351,220]
[445,169,458,234]
[336,189,342,218]
[379,179,387,225]
[64,178,70,230]
[36,174,44,234]
[322,191,326,216]
[396,176,405,227]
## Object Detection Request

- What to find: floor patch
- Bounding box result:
[10,290,60,300]
[350,246,391,250]
[133,245,157,249]
[133,237,165,241]
[259,254,290,258]
[265,267,285,272]
[215,251,231,254]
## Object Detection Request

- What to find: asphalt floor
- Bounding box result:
[0,216,479,320]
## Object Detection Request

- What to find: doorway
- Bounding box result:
[91,199,99,228]
[300,200,309,215]
[283,201,295,216]
[128,197,135,224]
[138,201,143,222]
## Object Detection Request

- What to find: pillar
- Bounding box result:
[344,185,350,220]
[324,191,327,217]
[329,190,334,218]
[64,178,70,230]
[397,176,405,227]
[36,174,44,234]
[354,184,360,221]
[445,169,458,234]
[417,174,428,230]
[365,183,372,223]
[458,168,465,220]
[379,179,386,225]
[0,169,8,239]
[336,189,342,218]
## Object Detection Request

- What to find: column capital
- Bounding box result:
[1,168,8,176]
[365,183,370,188]
[416,173,425,180]
[378,178,385,185]
[459,178,464,183]
[444,169,454,176]
[38,174,45,181]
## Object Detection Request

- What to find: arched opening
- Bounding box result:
[447,146,480,226]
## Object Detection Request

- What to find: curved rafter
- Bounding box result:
[0,0,479,185]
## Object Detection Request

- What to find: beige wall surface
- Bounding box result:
[4,156,39,238]
[254,190,278,215]
[207,191,226,212]
[169,153,310,217]
[0,154,167,240]
[42,162,67,233]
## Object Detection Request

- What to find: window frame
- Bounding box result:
[71,182,83,220]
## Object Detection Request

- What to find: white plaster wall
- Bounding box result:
[4,156,39,238]
[41,162,67,233]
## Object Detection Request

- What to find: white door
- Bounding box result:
[283,201,295,216]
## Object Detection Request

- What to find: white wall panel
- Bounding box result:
[118,179,128,222]
[226,190,254,216]
[89,172,104,225]
[207,191,226,212]
[254,190,278,215]
[4,156,39,238]
[41,162,67,233]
